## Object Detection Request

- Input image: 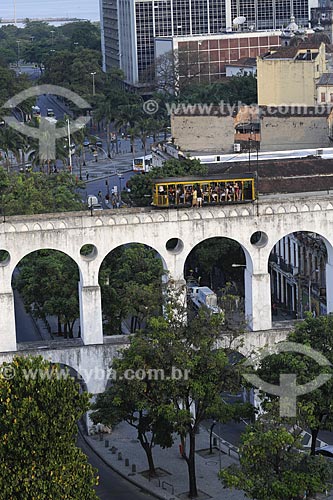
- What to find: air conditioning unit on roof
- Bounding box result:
[234,143,241,152]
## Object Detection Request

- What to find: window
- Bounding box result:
[330,93,333,103]
[321,92,326,103]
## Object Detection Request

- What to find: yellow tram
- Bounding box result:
[152,173,256,208]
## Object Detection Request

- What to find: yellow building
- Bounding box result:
[257,42,327,106]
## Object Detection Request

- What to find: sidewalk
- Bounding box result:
[84,421,246,500]
[83,421,333,500]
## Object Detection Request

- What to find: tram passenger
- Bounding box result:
[168,186,175,204]
[185,187,193,205]
[234,182,240,201]
[228,183,234,201]
[211,185,218,202]
[197,187,203,207]
[192,188,197,207]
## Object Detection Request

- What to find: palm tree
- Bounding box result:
[94,89,129,157]
[0,126,25,172]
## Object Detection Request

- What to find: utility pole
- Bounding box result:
[66,119,72,173]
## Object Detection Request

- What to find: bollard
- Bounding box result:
[117,452,122,461]
[105,440,109,448]
[213,437,217,447]
[125,458,129,466]
[132,464,136,473]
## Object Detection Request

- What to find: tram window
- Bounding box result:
[176,184,185,203]
[168,185,176,203]
[243,181,253,200]
[201,183,209,202]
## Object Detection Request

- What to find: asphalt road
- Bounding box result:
[14,288,43,342]
[77,430,155,500]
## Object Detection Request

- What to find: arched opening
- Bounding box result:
[184,237,249,328]
[269,231,329,321]
[99,243,166,335]
[13,249,81,342]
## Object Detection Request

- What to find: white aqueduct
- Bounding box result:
[0,190,332,392]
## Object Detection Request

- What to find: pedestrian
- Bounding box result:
[86,171,89,181]
[98,190,102,202]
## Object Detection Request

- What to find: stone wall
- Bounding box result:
[171,114,235,153]
[260,115,330,151]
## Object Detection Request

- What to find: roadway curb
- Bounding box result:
[78,423,172,500]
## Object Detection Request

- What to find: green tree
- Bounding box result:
[95,286,251,497]
[257,314,333,456]
[221,417,332,500]
[185,237,245,290]
[99,244,165,334]
[0,126,25,172]
[0,169,84,216]
[179,75,258,105]
[94,88,130,157]
[91,335,174,476]
[14,250,80,337]
[0,355,98,500]
[145,304,249,498]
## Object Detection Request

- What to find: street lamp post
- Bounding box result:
[308,268,320,315]
[16,40,21,69]
[297,269,320,318]
[66,119,72,173]
[91,72,96,96]
[50,30,55,47]
[117,172,125,204]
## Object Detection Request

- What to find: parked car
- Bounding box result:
[315,445,333,460]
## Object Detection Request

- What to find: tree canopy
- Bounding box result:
[0,355,98,500]
[257,314,333,456]
[93,287,251,497]
[0,169,84,216]
[221,416,333,500]
[99,243,165,334]
[14,250,80,337]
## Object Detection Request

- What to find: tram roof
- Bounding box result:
[151,172,255,184]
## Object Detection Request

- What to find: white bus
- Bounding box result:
[133,154,152,173]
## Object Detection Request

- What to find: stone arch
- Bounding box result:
[268,230,333,321]
[12,248,82,343]
[98,241,168,336]
[183,236,253,328]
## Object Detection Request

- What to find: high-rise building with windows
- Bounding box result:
[100,0,319,85]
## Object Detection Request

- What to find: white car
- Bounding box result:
[315,445,333,460]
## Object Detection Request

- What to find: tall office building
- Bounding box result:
[100,0,319,85]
